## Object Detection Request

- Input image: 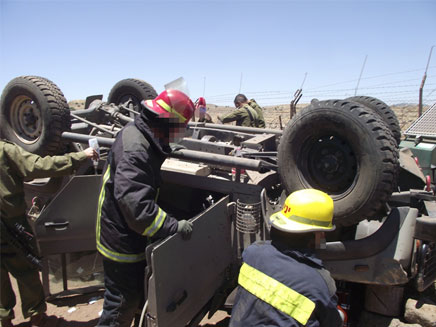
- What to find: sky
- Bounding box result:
[1,0,435,106]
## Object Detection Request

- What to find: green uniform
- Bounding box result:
[0,140,88,320]
[218,104,259,127]
[248,99,266,128]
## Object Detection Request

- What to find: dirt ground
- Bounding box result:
[8,273,435,327]
[8,276,230,327]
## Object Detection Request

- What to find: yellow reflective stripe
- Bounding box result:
[97,242,146,263]
[273,214,332,228]
[289,215,332,227]
[142,207,167,237]
[238,263,315,325]
[156,99,187,122]
[96,165,146,263]
[96,166,111,245]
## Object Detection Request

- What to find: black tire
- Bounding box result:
[0,76,71,156]
[278,100,399,227]
[107,78,157,114]
[346,96,401,145]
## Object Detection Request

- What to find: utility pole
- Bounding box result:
[419,45,434,117]
[239,73,243,93]
[354,55,368,96]
[300,72,308,89]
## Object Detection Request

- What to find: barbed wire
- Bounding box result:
[305,66,436,91]
[206,66,436,106]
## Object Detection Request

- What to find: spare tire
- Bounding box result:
[278,100,399,227]
[346,96,401,145]
[0,76,70,156]
[107,78,158,115]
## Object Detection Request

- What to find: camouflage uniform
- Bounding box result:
[218,104,259,127]
[248,99,266,128]
[0,140,88,321]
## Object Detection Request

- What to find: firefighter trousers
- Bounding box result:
[97,258,147,327]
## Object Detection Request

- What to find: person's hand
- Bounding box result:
[177,220,193,240]
[83,147,99,160]
[169,143,187,152]
[216,116,223,124]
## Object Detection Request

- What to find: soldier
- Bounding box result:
[229,189,344,327]
[96,89,195,327]
[247,97,266,128]
[217,94,262,127]
[0,140,97,327]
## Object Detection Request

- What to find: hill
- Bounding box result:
[68,100,428,132]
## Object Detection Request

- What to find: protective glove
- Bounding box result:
[177,220,193,240]
[169,143,187,152]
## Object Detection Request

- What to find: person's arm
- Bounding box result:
[114,150,178,239]
[5,142,95,180]
[205,113,213,123]
[313,267,343,327]
[218,108,245,124]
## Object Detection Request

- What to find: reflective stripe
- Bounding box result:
[96,166,111,246]
[289,214,332,227]
[238,263,315,325]
[156,99,187,122]
[97,242,146,263]
[96,166,146,263]
[142,207,167,237]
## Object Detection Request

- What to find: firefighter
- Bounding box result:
[0,140,97,327]
[195,97,213,123]
[96,89,195,327]
[229,189,344,327]
[217,94,261,127]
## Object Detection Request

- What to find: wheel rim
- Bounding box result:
[299,135,358,195]
[10,95,43,144]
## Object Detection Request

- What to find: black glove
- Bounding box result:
[177,220,193,240]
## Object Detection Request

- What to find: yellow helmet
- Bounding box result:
[270,189,335,233]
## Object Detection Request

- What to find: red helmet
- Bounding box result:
[197,97,206,107]
[142,89,195,124]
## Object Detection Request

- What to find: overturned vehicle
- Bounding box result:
[1,76,435,326]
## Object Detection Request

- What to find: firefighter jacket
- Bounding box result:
[96,115,179,263]
[229,241,342,327]
[248,99,266,128]
[0,140,88,221]
[218,104,259,127]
